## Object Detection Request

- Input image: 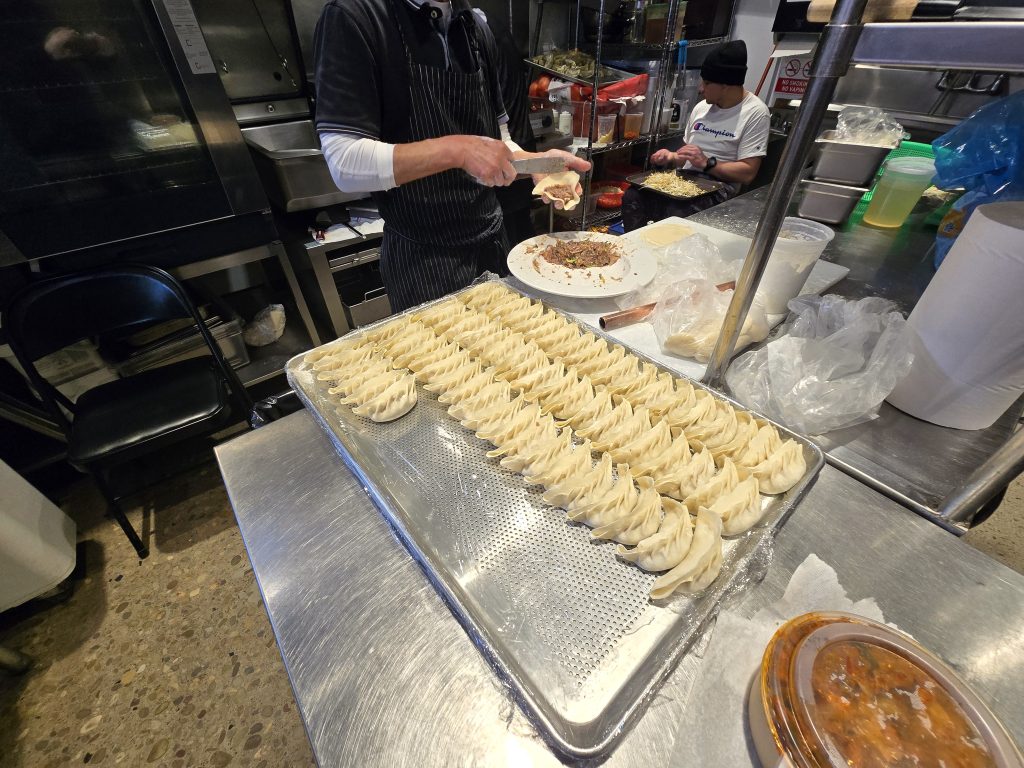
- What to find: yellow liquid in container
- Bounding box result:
[863,157,935,228]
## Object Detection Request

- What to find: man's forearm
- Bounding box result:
[393,137,462,186]
[706,159,758,185]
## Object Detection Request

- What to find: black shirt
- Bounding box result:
[314,0,507,143]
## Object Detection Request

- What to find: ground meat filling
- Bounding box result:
[540,240,621,269]
[544,184,575,203]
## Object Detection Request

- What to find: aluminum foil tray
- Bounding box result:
[285,280,824,760]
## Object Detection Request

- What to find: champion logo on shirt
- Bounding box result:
[692,121,736,139]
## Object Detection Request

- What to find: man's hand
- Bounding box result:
[526,149,591,209]
[447,136,517,187]
[650,148,679,168]
[675,144,709,171]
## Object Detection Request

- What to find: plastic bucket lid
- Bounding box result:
[884,156,936,176]
[777,217,836,244]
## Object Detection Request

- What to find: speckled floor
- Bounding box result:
[2,450,1023,768]
[0,458,315,768]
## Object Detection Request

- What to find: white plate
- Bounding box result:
[507,232,656,299]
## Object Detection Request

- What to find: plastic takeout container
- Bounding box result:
[757,218,835,315]
[811,130,893,186]
[863,156,936,228]
[749,612,1023,768]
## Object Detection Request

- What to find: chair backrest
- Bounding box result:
[4,264,252,428]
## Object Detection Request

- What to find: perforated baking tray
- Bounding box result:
[285,280,824,760]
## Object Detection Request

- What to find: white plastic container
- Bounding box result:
[756,218,836,315]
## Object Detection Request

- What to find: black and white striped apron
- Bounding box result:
[375,0,508,312]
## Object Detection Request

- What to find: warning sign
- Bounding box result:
[769,55,813,104]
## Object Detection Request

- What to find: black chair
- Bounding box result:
[4,265,253,558]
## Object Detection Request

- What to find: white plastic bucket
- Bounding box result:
[756,217,835,314]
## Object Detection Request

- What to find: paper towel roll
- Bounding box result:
[886,201,1024,429]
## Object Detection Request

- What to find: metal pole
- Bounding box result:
[937,427,1024,529]
[701,0,870,388]
[581,0,606,230]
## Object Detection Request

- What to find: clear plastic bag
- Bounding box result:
[835,106,903,147]
[933,91,1024,267]
[652,278,769,364]
[616,233,741,309]
[243,304,286,347]
[725,295,913,435]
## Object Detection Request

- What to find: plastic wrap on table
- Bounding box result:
[933,91,1024,267]
[834,106,903,147]
[725,295,913,435]
[651,278,769,364]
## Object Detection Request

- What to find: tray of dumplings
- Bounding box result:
[285,280,824,760]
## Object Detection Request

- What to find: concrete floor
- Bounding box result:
[2,452,1022,767]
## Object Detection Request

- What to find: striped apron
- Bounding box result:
[375,0,508,312]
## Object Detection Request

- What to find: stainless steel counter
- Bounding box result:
[690,187,1024,531]
[216,412,1024,767]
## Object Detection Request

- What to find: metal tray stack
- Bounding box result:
[286,282,824,759]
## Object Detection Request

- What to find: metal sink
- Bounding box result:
[241,120,361,212]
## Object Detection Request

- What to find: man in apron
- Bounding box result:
[314,0,590,312]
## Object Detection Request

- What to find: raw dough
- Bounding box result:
[533,171,581,211]
[641,222,694,247]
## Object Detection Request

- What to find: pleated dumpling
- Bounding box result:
[663,388,717,435]
[687,403,739,450]
[485,414,557,460]
[327,357,391,396]
[308,338,372,372]
[649,507,723,599]
[575,342,621,379]
[708,411,759,461]
[655,446,716,500]
[617,498,693,572]
[523,439,593,488]
[391,332,445,370]
[627,371,677,414]
[555,332,605,368]
[684,457,742,513]
[538,370,593,421]
[632,432,691,483]
[591,476,661,545]
[340,368,401,404]
[749,439,806,495]
[426,304,472,335]
[576,398,632,441]
[517,308,566,337]
[608,361,658,401]
[568,464,638,528]
[542,453,614,511]
[459,282,509,310]
[350,373,417,422]
[592,406,652,454]
[509,360,564,400]
[501,428,572,475]
[533,321,578,353]
[734,423,783,469]
[436,367,494,404]
[475,399,540,446]
[561,387,613,431]
[589,352,640,389]
[607,418,671,466]
[500,298,545,330]
[708,476,763,536]
[410,346,471,384]
[447,379,511,425]
[364,316,410,344]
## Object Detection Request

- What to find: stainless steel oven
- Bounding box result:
[0,0,270,261]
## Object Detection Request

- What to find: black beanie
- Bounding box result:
[700,40,747,86]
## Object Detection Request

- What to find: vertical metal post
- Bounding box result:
[581,0,606,231]
[701,0,870,387]
[531,0,544,58]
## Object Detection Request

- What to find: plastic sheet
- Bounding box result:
[725,295,913,435]
[652,278,770,364]
[243,304,286,347]
[933,91,1024,267]
[834,105,903,147]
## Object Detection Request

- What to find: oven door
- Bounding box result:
[0,0,268,260]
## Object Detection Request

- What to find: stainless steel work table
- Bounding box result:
[216,411,1024,767]
[689,187,1024,530]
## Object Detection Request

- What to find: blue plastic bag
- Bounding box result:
[932,91,1024,267]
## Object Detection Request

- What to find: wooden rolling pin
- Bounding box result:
[599,281,736,331]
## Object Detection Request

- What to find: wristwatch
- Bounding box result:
[705,156,718,171]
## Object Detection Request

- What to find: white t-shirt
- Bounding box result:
[683,92,770,166]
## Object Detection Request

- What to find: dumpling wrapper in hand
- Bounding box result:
[533,171,581,210]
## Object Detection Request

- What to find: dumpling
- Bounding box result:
[485,414,557,460]
[340,368,401,404]
[500,299,545,330]
[631,433,691,480]
[350,374,417,422]
[537,371,593,421]
[411,298,462,327]
[516,309,565,337]
[436,368,494,404]
[708,411,759,461]
[492,343,549,382]
[656,446,716,500]
[555,333,605,368]
[626,371,677,414]
[575,343,622,379]
[447,379,511,424]
[501,429,572,474]
[607,418,672,466]
[686,403,738,449]
[608,362,658,401]
[476,399,542,445]
[649,507,723,599]
[401,339,457,374]
[663,389,717,435]
[589,352,640,389]
[617,498,693,572]
[568,464,638,528]
[379,323,432,359]
[576,399,632,441]
[560,387,613,431]
[735,424,784,470]
[591,476,661,545]
[427,304,473,335]
[309,340,372,372]
[523,439,593,487]
[414,349,473,385]
[327,358,391,395]
[533,321,578,353]
[458,282,510,310]
[391,332,445,370]
[592,406,652,454]
[508,360,564,400]
[749,439,806,495]
[708,476,763,535]
[684,458,742,513]
[365,316,411,344]
[542,453,614,511]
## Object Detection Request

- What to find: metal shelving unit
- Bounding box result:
[697,3,1024,527]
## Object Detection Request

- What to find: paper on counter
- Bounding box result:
[669,554,890,767]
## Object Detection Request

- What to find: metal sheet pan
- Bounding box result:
[526,56,636,88]
[627,170,729,201]
[285,280,825,760]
